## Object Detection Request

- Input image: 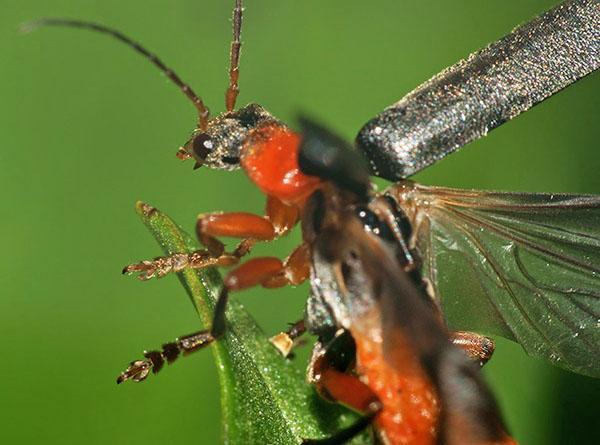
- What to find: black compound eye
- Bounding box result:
[192,133,215,160]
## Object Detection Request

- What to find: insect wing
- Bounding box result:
[298,116,371,200]
[393,183,600,377]
[356,0,600,180]
[331,219,513,445]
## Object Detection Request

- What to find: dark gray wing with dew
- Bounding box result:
[357,0,600,180]
[399,184,600,377]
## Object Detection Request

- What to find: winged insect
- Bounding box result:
[26,0,598,392]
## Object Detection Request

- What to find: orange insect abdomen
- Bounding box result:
[354,333,439,445]
[241,124,321,205]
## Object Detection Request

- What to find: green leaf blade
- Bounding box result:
[134,201,369,444]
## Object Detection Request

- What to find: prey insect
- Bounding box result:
[27,0,598,412]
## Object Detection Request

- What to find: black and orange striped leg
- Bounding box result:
[118,245,310,383]
[451,331,495,367]
[117,286,229,384]
[123,195,298,280]
[303,332,382,445]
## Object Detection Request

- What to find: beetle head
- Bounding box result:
[179,103,280,170]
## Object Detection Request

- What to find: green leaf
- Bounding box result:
[134,201,370,444]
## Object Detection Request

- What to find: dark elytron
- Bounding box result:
[356,0,600,180]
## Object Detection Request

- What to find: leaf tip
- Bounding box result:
[135,201,158,218]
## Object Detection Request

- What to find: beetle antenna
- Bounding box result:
[21,18,210,130]
[225,0,243,112]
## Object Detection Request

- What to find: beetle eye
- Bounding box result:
[192,133,215,160]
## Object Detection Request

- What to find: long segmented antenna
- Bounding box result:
[225,0,243,112]
[22,18,211,130]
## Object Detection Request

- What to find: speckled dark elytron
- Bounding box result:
[356,0,600,180]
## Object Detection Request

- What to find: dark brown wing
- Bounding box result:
[335,220,513,444]
[356,0,599,180]
[391,182,600,377]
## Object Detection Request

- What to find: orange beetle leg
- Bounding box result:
[319,368,382,414]
[224,257,284,291]
[197,212,276,257]
[302,337,381,445]
[266,195,299,236]
[262,243,310,288]
[198,211,276,239]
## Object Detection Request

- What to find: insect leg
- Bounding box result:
[121,211,263,279]
[122,249,241,281]
[117,287,229,383]
[270,319,306,357]
[265,195,300,236]
[265,244,311,357]
[303,335,381,444]
[286,319,306,339]
[119,246,308,382]
[123,196,299,280]
[195,212,274,256]
[261,243,310,288]
[224,244,310,291]
[197,196,298,255]
[451,331,495,367]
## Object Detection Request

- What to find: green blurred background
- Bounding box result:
[1,0,598,443]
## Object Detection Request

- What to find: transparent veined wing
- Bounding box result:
[388,181,600,377]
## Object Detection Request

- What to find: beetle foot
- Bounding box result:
[122,250,238,280]
[117,358,153,383]
[270,332,294,357]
